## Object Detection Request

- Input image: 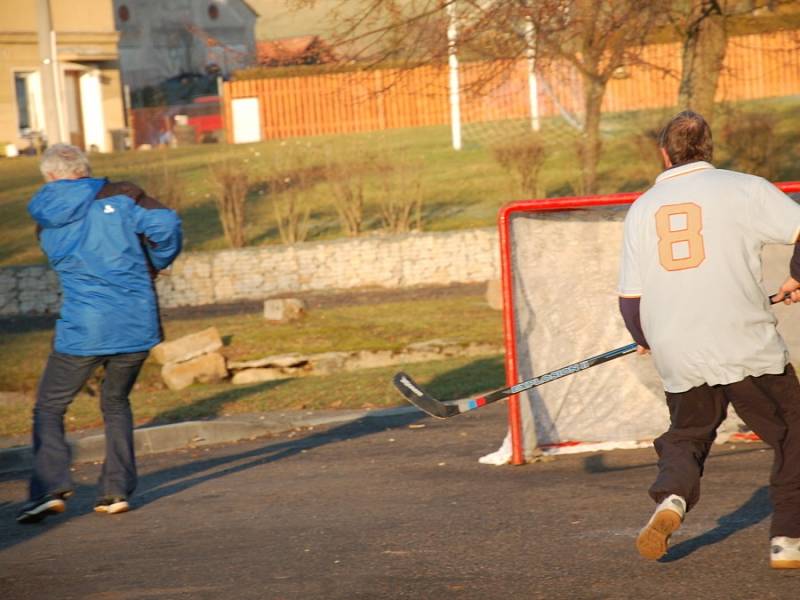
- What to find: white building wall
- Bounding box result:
[79,70,107,151]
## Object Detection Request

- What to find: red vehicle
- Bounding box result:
[181,96,223,143]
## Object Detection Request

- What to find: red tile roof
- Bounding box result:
[257,35,336,65]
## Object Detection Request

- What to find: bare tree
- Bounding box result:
[291,1,663,193]
[459,1,663,193]
[667,0,794,124]
[525,1,661,193]
[288,0,450,67]
[669,1,729,124]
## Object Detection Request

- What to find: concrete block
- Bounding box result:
[228,353,307,370]
[344,350,396,370]
[231,368,287,385]
[263,298,307,323]
[161,352,228,391]
[308,352,348,375]
[151,327,223,365]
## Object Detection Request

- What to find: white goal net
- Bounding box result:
[486,186,800,464]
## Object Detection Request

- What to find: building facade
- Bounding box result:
[0,0,126,154]
[112,0,258,93]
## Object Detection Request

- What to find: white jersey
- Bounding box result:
[618,161,800,392]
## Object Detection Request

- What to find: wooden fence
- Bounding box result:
[222,29,800,142]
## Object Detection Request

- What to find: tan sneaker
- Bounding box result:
[771,537,800,569]
[94,496,130,515]
[636,494,686,560]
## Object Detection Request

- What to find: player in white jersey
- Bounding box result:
[617,111,800,569]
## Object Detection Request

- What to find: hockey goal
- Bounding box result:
[498,182,800,465]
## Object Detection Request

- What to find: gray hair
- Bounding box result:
[40,144,92,179]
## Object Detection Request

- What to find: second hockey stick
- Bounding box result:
[393,343,638,419]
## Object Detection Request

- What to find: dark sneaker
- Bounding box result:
[16,494,67,524]
[94,496,129,515]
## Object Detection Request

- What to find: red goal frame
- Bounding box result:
[498,181,800,465]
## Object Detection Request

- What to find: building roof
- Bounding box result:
[239,0,259,17]
[256,35,336,65]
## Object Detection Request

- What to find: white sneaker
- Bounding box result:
[636,494,686,560]
[771,536,800,569]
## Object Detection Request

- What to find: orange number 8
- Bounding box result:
[655,203,705,271]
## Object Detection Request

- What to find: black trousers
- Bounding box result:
[30,350,148,501]
[650,364,800,538]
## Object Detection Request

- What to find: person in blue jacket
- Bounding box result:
[17,144,182,524]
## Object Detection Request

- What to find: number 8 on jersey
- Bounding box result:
[655,203,705,271]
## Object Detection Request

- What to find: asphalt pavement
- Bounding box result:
[1,402,799,599]
[0,405,419,474]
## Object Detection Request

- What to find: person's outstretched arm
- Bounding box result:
[132,203,183,270]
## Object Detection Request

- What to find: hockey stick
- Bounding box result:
[395,293,792,419]
[393,343,637,419]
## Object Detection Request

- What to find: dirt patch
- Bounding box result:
[159,282,487,321]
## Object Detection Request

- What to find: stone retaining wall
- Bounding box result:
[0,265,61,316]
[0,228,500,316]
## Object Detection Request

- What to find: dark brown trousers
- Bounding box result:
[650,364,800,538]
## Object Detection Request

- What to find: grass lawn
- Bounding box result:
[2,98,798,266]
[0,355,506,440]
[2,97,799,438]
[0,287,506,437]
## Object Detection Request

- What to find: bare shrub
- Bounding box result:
[272,180,311,244]
[325,161,366,237]
[144,152,182,211]
[719,110,779,180]
[376,159,423,234]
[491,133,547,199]
[209,160,249,248]
[267,152,318,245]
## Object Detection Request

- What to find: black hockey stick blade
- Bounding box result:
[393,372,460,419]
[393,343,638,419]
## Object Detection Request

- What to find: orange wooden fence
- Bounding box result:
[223,29,800,142]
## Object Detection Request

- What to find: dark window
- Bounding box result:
[208,4,219,20]
[118,4,130,22]
[14,74,31,131]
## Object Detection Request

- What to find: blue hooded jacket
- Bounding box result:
[28,177,182,356]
